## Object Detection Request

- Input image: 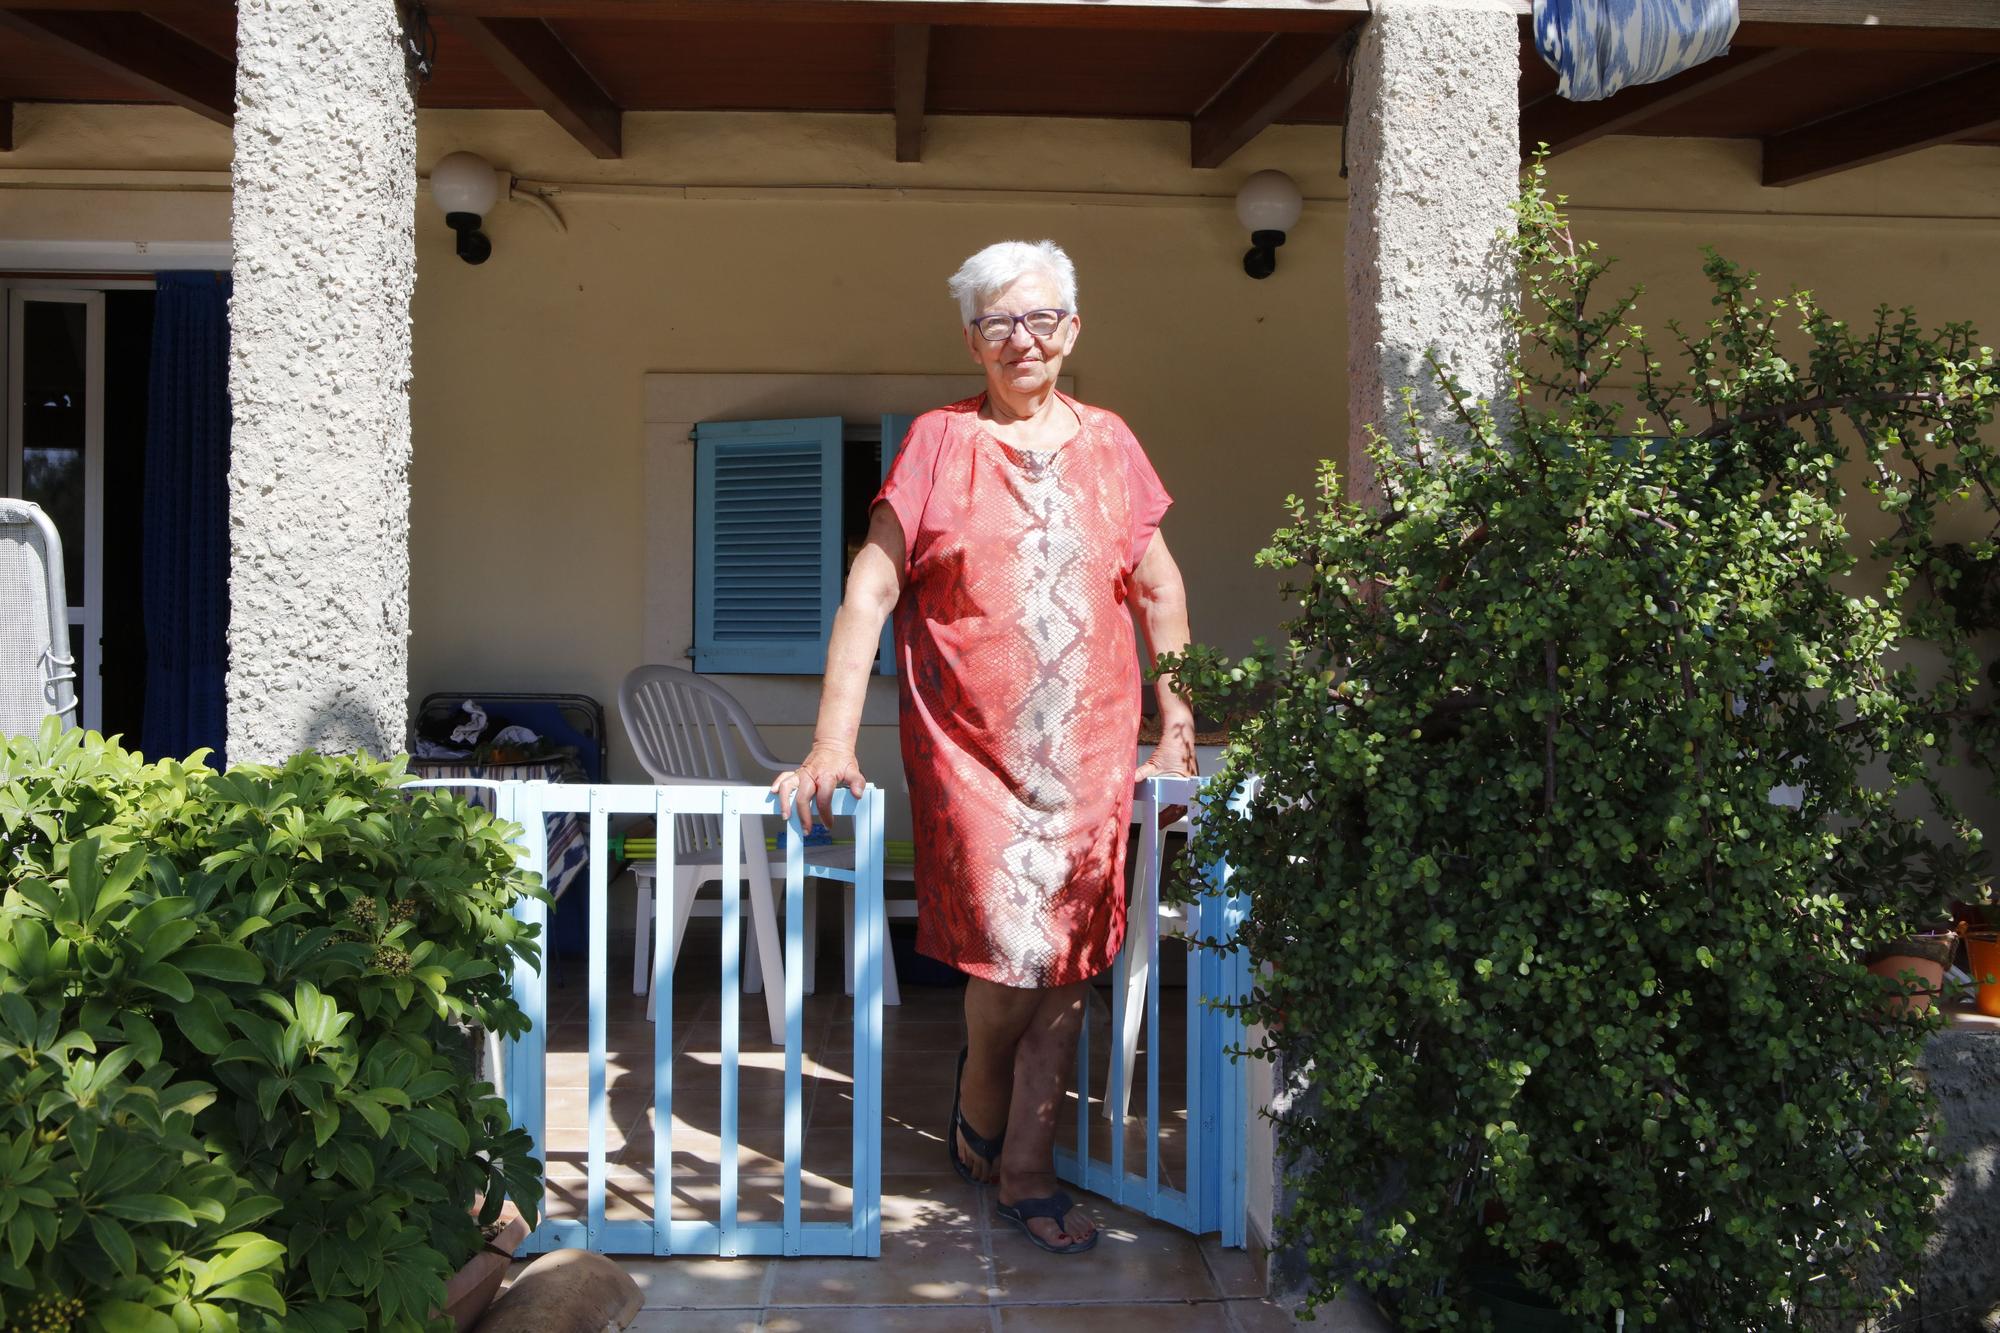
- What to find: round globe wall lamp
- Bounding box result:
[1235,169,1303,280]
[430,151,502,265]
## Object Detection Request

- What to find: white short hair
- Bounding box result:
[947,240,1078,324]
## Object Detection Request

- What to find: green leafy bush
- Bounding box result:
[0,724,546,1333]
[1167,172,1998,1327]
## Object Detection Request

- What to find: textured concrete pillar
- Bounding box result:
[1262,5,1519,1318]
[226,0,415,762]
[1344,0,1519,500]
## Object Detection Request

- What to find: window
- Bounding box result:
[692,412,914,675]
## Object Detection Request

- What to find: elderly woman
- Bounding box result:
[774,239,1195,1255]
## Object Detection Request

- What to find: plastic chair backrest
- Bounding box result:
[619,665,791,855]
[0,499,77,737]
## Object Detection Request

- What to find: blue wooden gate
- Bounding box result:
[1057,775,1253,1246]
[412,779,887,1258]
[421,773,1248,1257]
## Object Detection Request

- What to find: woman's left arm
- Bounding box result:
[1129,530,1197,781]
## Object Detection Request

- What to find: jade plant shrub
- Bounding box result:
[1826,301,2000,895]
[0,722,547,1333]
[1164,171,1998,1328]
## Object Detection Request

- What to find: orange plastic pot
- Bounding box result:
[1964,932,2000,1018]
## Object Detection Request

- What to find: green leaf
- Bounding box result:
[170,994,230,1056]
[193,1234,286,1292]
[125,895,195,944]
[99,1194,197,1226]
[90,1213,138,1275]
[93,1300,178,1333]
[134,962,193,1004]
[208,1276,287,1314]
[348,1094,390,1139]
[176,945,264,984]
[117,1011,163,1067]
[138,920,201,966]
[405,1106,471,1154]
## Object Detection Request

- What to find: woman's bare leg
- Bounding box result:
[959,978,1040,1184]
[996,981,1097,1249]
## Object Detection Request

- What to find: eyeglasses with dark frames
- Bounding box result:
[969,308,1070,342]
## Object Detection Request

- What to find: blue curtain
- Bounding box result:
[1534,0,1738,102]
[141,271,230,764]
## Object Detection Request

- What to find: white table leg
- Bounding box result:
[802,882,819,996]
[843,891,855,997]
[742,814,788,1045]
[632,871,653,996]
[647,865,705,1024]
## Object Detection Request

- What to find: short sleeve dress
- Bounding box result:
[874,393,1172,989]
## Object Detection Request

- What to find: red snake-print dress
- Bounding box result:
[874,393,1171,989]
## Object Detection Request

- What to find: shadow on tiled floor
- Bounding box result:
[521,890,1301,1331]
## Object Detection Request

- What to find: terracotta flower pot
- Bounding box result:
[1864,933,1958,1015]
[1964,932,2000,1018]
[439,1201,529,1333]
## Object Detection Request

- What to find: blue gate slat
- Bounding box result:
[854,789,885,1255]
[782,815,806,1255]
[1145,801,1165,1214]
[586,792,611,1248]
[719,793,742,1257]
[651,787,676,1256]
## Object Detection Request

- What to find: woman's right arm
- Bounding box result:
[778,502,905,828]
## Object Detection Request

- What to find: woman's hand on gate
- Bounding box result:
[774,742,866,832]
[1135,741,1197,785]
[1136,740,1197,829]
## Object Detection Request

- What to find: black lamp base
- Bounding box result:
[447,211,492,265]
[1243,228,1287,280]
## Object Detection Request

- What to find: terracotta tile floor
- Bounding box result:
[519,905,1303,1330]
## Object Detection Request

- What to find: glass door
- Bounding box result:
[6,290,105,732]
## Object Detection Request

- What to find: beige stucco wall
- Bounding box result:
[6,105,1999,836]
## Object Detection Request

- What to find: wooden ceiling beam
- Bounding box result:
[1736,1,1999,29]
[1189,30,1347,169]
[453,16,622,158]
[1762,59,2000,186]
[0,9,231,123]
[1523,47,1802,158]
[8,0,2000,42]
[1733,21,2000,54]
[892,22,927,162]
[413,0,1369,32]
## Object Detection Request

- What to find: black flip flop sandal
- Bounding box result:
[949,1046,1005,1185]
[995,1190,1098,1255]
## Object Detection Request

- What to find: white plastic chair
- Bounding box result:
[1108,778,1193,1121]
[0,499,78,737]
[618,666,900,1044]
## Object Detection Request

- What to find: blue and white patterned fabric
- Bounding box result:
[1534,0,1739,102]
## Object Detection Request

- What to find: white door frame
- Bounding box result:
[5,287,106,732]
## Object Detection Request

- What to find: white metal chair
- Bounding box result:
[0,499,78,738]
[618,665,901,1044]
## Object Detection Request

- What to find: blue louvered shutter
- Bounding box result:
[877,412,917,677]
[693,417,843,673]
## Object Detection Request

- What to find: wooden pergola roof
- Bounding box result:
[0,0,1996,186]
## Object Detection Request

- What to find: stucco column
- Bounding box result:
[1261,3,1520,1320]
[1344,0,1519,499]
[226,0,415,762]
